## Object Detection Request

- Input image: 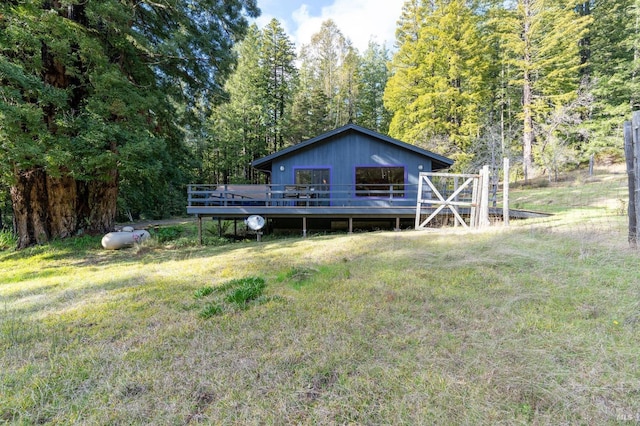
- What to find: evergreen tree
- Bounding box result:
[207,20,297,183]
[498,0,591,181]
[395,0,427,47]
[384,0,489,167]
[0,0,259,247]
[381,0,426,142]
[261,19,298,152]
[588,0,640,155]
[208,25,266,184]
[290,46,331,141]
[339,45,361,124]
[481,3,524,166]
[356,41,392,133]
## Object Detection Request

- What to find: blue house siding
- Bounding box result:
[257,125,451,207]
[187,125,454,238]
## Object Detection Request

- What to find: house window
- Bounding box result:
[355,166,405,197]
[295,168,330,205]
[295,168,330,187]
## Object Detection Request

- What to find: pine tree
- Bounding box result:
[339,46,361,124]
[290,46,331,141]
[480,2,524,164]
[292,20,356,132]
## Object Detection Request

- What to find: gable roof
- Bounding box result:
[251,123,454,171]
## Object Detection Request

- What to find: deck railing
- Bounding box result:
[187,183,427,208]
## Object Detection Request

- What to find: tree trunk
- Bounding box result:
[523,77,534,183]
[11,167,118,249]
[11,168,50,249]
[46,173,79,239]
[78,169,119,235]
[522,0,534,183]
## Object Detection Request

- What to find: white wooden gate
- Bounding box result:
[415,166,490,230]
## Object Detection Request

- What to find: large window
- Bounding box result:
[355,166,405,198]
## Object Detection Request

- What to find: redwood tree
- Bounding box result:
[0,0,259,248]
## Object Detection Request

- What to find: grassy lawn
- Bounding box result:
[1,167,639,424]
[507,164,629,215]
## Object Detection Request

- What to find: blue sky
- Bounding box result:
[253,0,406,53]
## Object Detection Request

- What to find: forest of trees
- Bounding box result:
[1,0,638,247]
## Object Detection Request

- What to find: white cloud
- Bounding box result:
[253,0,405,53]
[292,0,405,53]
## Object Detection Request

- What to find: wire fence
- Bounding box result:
[485,164,631,247]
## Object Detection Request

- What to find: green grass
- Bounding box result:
[1,166,639,424]
[194,277,270,317]
[508,164,628,214]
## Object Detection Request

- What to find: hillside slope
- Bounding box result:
[1,165,638,424]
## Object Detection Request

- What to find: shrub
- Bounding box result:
[153,226,183,243]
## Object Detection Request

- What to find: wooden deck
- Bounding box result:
[187,184,422,219]
[188,184,436,238]
[186,184,547,222]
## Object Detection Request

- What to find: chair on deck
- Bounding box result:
[283,185,313,206]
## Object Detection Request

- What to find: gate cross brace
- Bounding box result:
[417,176,475,229]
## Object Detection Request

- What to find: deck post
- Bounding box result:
[348,217,353,234]
[302,216,307,237]
[395,217,400,231]
[197,215,203,245]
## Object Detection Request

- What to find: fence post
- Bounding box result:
[453,176,459,227]
[470,175,479,227]
[503,158,510,226]
[480,165,490,228]
[415,173,424,229]
[634,111,640,247]
[624,121,635,247]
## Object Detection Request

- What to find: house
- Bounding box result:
[187,123,454,236]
